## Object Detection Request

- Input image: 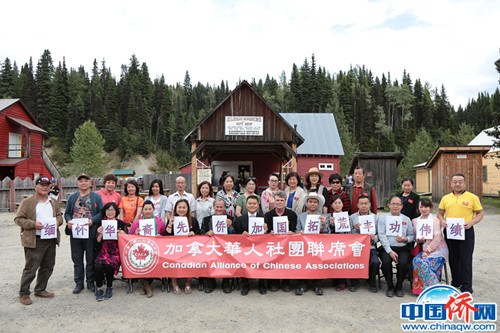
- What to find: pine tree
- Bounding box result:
[400,128,437,178]
[49,59,69,136]
[35,50,54,127]
[0,57,16,98]
[16,58,37,112]
[69,120,107,176]
[454,123,476,145]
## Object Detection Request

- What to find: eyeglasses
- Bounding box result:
[269,179,279,183]
[330,180,341,184]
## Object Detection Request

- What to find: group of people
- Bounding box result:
[15,168,483,304]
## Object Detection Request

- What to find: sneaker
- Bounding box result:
[96,289,104,302]
[295,287,305,296]
[314,287,324,296]
[104,287,113,300]
[348,285,358,292]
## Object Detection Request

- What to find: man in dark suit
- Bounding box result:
[201,198,235,293]
[234,195,267,295]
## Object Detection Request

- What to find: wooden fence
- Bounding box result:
[0,174,192,212]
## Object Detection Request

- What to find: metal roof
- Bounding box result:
[280,113,344,156]
[0,99,19,111]
[7,116,48,135]
[468,126,498,152]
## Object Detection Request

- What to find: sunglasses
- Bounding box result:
[330,180,341,184]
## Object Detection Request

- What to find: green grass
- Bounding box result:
[482,196,500,210]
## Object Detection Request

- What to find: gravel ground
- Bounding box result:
[0,210,498,333]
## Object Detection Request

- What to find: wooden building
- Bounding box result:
[349,152,404,208]
[183,81,304,193]
[468,127,500,197]
[426,146,490,202]
[0,99,57,180]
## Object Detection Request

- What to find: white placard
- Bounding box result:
[249,217,265,235]
[304,215,321,234]
[139,218,157,236]
[102,220,118,240]
[212,215,228,235]
[359,215,376,235]
[446,218,465,240]
[385,215,403,237]
[173,216,190,236]
[225,116,263,136]
[41,217,57,239]
[333,212,351,233]
[273,216,289,235]
[72,218,89,239]
[416,218,434,240]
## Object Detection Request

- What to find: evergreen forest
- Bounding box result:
[1,50,499,176]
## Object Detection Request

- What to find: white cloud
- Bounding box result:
[1,0,499,107]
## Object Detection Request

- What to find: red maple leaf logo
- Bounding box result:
[133,244,150,262]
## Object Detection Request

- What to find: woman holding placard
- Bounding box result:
[411,198,448,295]
[164,199,200,295]
[95,202,127,301]
[129,200,166,298]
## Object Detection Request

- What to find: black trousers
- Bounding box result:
[70,237,95,285]
[95,263,114,288]
[445,226,475,292]
[351,248,380,287]
[379,245,410,290]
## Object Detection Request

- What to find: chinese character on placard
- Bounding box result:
[304,215,321,234]
[41,217,57,239]
[359,215,376,235]
[212,215,228,235]
[385,216,402,236]
[446,218,465,240]
[102,220,118,240]
[333,212,350,233]
[174,216,189,236]
[416,218,433,240]
[139,218,156,236]
[272,216,289,234]
[249,217,265,235]
[72,218,89,239]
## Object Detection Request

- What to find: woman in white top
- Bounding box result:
[195,181,215,227]
[261,173,280,215]
[145,179,168,221]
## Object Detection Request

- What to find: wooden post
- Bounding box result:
[9,179,15,213]
[292,143,297,172]
[191,141,197,194]
[57,179,63,202]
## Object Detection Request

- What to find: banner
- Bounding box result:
[119,234,370,279]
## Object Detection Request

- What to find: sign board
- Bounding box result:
[225,116,263,136]
[197,168,212,184]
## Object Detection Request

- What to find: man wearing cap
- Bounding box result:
[64,173,103,294]
[346,166,377,214]
[296,192,330,295]
[15,176,63,305]
[96,174,121,205]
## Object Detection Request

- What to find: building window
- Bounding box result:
[483,165,487,183]
[8,133,22,158]
[318,163,334,171]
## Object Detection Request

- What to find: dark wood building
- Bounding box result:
[426,146,490,202]
[349,152,404,208]
[183,81,304,192]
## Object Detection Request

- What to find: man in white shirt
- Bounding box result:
[166,176,196,220]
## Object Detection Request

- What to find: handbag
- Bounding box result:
[411,242,423,257]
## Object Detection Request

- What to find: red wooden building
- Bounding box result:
[0,99,54,180]
[179,81,343,192]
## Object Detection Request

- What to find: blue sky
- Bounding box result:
[1,0,499,108]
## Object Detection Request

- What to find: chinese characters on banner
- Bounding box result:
[174,217,189,236]
[249,217,265,235]
[139,218,156,236]
[385,216,403,236]
[273,216,289,235]
[118,233,370,279]
[211,215,228,235]
[446,218,465,240]
[305,215,321,234]
[359,215,376,235]
[416,218,434,240]
[41,217,57,239]
[333,212,351,233]
[102,220,118,240]
[72,218,89,239]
